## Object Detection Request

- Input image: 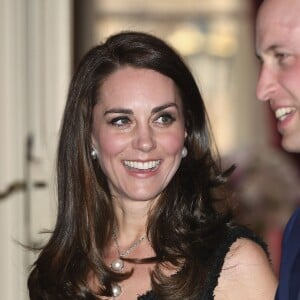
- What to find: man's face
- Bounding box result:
[256,0,300,152]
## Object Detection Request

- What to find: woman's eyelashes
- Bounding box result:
[155,113,176,125]
[109,116,131,127]
[107,111,177,128]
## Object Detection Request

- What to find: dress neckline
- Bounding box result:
[137,289,154,300]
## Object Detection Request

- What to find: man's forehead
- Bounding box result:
[258,0,300,25]
[256,26,300,56]
[256,0,300,51]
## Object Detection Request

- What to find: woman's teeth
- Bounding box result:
[123,160,160,170]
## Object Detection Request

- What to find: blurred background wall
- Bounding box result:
[1,0,299,299]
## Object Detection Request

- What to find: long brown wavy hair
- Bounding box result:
[28,31,234,300]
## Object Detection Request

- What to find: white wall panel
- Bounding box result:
[0,1,72,299]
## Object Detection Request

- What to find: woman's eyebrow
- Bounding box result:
[151,103,178,114]
[104,103,178,116]
[104,108,133,115]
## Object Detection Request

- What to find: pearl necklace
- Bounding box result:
[110,229,146,298]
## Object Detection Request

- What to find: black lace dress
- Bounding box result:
[137,225,268,300]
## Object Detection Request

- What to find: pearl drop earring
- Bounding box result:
[91,148,98,160]
[181,146,187,158]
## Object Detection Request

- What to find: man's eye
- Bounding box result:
[156,113,175,125]
[275,52,289,63]
[275,53,285,59]
[109,117,131,127]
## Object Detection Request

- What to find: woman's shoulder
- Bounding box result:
[212,224,277,300]
[218,224,269,255]
[220,233,272,277]
[206,224,269,279]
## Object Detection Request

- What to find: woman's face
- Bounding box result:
[92,67,186,205]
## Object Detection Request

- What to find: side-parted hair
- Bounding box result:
[28,31,233,300]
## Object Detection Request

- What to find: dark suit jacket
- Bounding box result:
[276,207,300,300]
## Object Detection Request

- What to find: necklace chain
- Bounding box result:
[112,228,146,258]
[110,228,146,298]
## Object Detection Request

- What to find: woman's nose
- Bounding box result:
[132,124,156,152]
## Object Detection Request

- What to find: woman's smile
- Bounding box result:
[123,159,161,171]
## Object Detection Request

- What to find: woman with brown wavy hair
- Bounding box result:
[28,31,277,299]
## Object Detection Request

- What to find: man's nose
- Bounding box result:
[256,64,277,102]
[132,124,156,152]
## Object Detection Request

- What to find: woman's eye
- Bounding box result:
[155,113,175,125]
[109,116,131,127]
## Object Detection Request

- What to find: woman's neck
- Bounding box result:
[112,197,155,245]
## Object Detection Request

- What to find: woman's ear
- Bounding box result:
[91,134,96,148]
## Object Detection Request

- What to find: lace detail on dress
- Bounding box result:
[137,290,155,300]
[135,225,268,300]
